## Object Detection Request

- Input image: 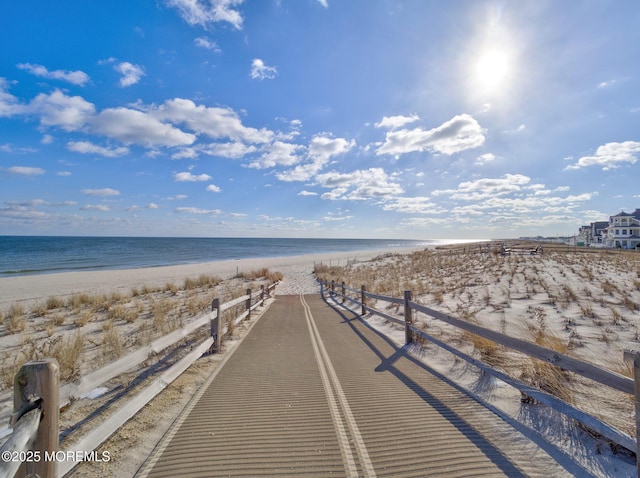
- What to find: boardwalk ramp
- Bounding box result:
[136,294,571,477]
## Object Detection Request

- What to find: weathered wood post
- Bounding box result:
[625,349,640,474]
[404,290,414,345]
[361,285,366,316]
[13,359,59,478]
[260,284,265,306]
[331,280,335,295]
[211,298,221,353]
[341,281,346,304]
[246,288,252,320]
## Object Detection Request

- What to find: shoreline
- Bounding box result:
[0,245,426,310]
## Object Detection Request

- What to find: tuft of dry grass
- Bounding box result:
[103,327,123,360]
[466,332,506,368]
[45,296,65,310]
[43,333,85,381]
[7,303,27,334]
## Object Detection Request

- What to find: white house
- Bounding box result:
[601,209,640,249]
[578,221,609,246]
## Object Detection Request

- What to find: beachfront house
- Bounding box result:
[578,221,609,246]
[600,209,640,249]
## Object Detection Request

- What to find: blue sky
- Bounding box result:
[1,0,639,239]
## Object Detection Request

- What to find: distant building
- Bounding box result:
[578,221,609,246]
[600,209,640,249]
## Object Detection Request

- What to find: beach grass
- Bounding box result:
[0,269,281,392]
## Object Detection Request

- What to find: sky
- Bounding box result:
[1,1,639,239]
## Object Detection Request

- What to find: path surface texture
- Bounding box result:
[136,293,572,477]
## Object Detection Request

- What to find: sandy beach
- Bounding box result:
[0,247,420,311]
[1,242,639,477]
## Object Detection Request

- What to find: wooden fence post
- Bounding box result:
[211,298,221,353]
[361,285,366,316]
[260,284,265,306]
[341,281,346,304]
[331,280,335,295]
[625,349,640,474]
[404,290,414,345]
[246,288,252,320]
[13,359,59,478]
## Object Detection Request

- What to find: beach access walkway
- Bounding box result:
[135,294,570,477]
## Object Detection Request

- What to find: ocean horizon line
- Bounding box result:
[1,236,488,278]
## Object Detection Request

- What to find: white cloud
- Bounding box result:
[316,168,403,201]
[317,0,328,7]
[374,114,419,130]
[29,90,96,131]
[565,141,640,171]
[276,134,355,182]
[175,206,221,214]
[381,196,445,214]
[249,141,303,169]
[166,0,244,29]
[0,79,24,117]
[376,114,485,156]
[115,62,145,87]
[194,37,221,52]
[81,188,120,196]
[174,171,212,182]
[432,174,531,201]
[250,59,277,80]
[598,79,617,89]
[475,153,496,165]
[323,214,352,221]
[201,142,257,158]
[171,148,199,160]
[206,184,221,192]
[152,98,273,143]
[57,171,71,177]
[5,166,45,176]
[92,107,196,147]
[67,141,129,157]
[298,190,317,196]
[81,204,111,211]
[17,63,90,86]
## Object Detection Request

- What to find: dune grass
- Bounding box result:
[0,270,281,390]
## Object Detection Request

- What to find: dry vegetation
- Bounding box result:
[315,242,640,438]
[0,269,281,398]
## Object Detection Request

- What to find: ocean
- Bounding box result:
[0,236,447,277]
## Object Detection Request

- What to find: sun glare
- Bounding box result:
[475,50,509,91]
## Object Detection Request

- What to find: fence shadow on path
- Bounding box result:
[319,286,596,478]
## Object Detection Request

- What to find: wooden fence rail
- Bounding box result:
[319,279,640,473]
[1,282,277,478]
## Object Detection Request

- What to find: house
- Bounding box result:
[577,221,609,246]
[601,209,640,249]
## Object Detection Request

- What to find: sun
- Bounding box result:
[475,50,509,91]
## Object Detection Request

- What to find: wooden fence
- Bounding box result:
[319,279,640,473]
[0,282,277,478]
